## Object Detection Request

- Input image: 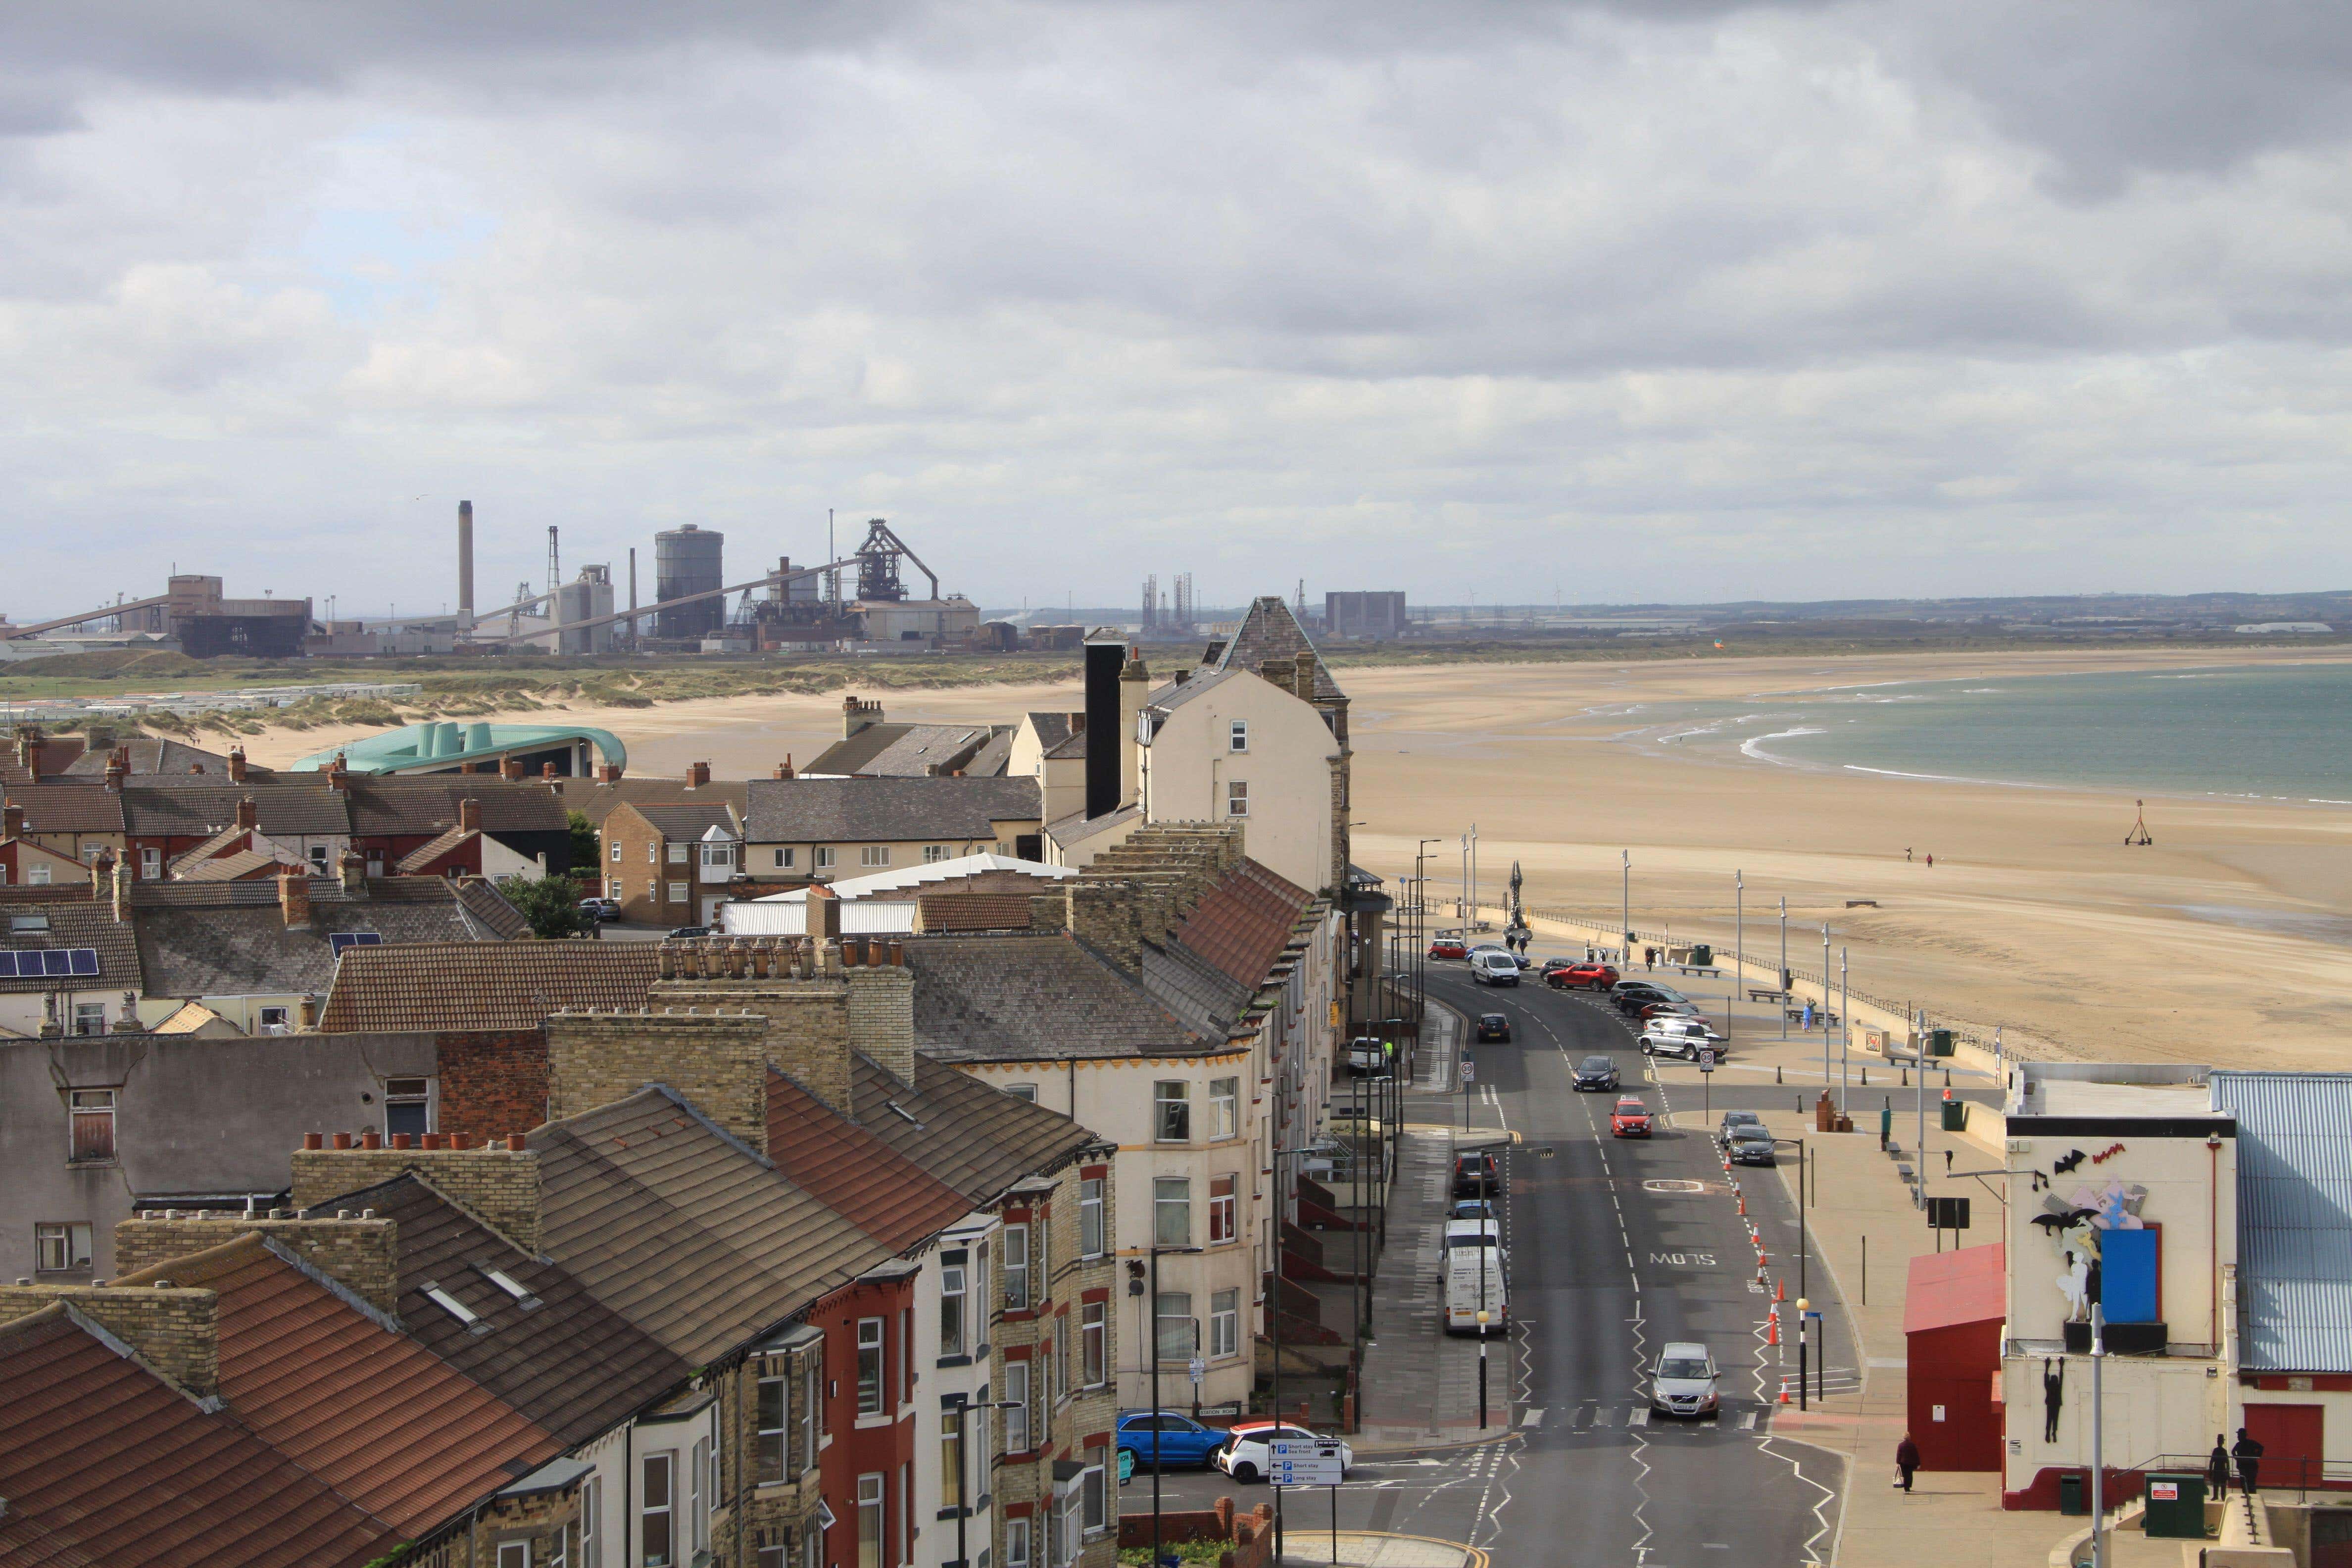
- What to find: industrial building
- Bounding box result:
[1323,590,1409,640]
[654,524,726,639]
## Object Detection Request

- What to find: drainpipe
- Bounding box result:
[2208,1133,2222,1353]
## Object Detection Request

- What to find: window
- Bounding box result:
[25,864,49,885]
[923,844,948,863]
[667,842,688,864]
[34,1222,92,1273]
[1226,780,1248,817]
[8,913,48,933]
[1229,719,1248,752]
[1003,1361,1031,1453]
[857,1317,886,1416]
[1057,1483,1083,1565]
[1153,1177,1190,1247]
[72,1002,105,1037]
[1078,1178,1104,1259]
[581,1474,601,1568]
[257,1006,290,1033]
[1035,1212,1049,1303]
[1080,1301,1105,1387]
[1002,1223,1029,1310]
[1209,1174,1237,1244]
[1006,1083,1037,1103]
[1153,1081,1190,1142]
[606,877,624,900]
[1081,1452,1107,1533]
[1053,1321,1070,1405]
[423,1283,482,1328]
[309,844,329,871]
[1212,1288,1239,1358]
[1155,1291,1195,1363]
[942,1412,965,1509]
[860,846,891,868]
[856,1473,885,1568]
[640,1452,675,1568]
[690,1438,708,1554]
[384,1077,431,1138]
[1005,1518,1031,1568]
[802,1356,820,1466]
[816,847,837,870]
[1210,1077,1239,1141]
[699,841,734,875]
[758,1374,788,1482]
[774,847,795,869]
[68,1088,115,1163]
[499,1541,531,1568]
[667,881,689,905]
[140,846,161,879]
[609,839,622,863]
[940,1259,967,1357]
[901,1308,914,1401]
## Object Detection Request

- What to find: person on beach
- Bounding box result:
[1895,1434,1921,1493]
[1906,847,1913,862]
[1926,853,1933,868]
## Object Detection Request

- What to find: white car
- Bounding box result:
[1214,1421,1356,1483]
[1470,951,1521,986]
[1640,1018,1725,1059]
[1651,1342,1720,1419]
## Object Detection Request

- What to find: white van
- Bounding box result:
[1470,951,1520,986]
[1442,1222,1509,1335]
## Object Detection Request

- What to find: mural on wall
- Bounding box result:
[2036,1173,2148,1323]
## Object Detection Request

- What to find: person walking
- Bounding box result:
[2207,1435,2231,1502]
[2234,1427,2265,1494]
[1926,853,1933,868]
[1895,1434,1921,1493]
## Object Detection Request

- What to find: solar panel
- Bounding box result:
[0,949,103,979]
[69,949,98,976]
[329,931,385,958]
[40,950,70,977]
[0,953,17,978]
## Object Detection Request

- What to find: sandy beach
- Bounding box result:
[242,645,2352,1069]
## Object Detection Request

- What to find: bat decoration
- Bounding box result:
[2030,1208,2100,1234]
[2090,1143,2127,1165]
[2053,1148,2088,1175]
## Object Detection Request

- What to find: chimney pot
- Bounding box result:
[362,1130,382,1149]
[420,1133,442,1149]
[499,756,523,781]
[332,1131,353,1149]
[451,1131,473,1149]
[687,761,711,788]
[506,1132,527,1151]
[542,761,558,779]
[391,1133,412,1149]
[327,754,348,791]
[303,1132,324,1150]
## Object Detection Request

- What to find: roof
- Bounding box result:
[742,777,1044,842]
[765,1070,974,1250]
[548,776,751,828]
[1042,729,1089,761]
[530,1087,891,1362]
[394,826,479,874]
[320,941,661,1031]
[721,901,919,937]
[844,725,1010,779]
[171,848,295,882]
[3,782,127,833]
[800,723,919,778]
[902,932,1205,1063]
[1168,859,1315,989]
[59,738,239,779]
[0,889,145,995]
[114,1233,563,1537]
[1902,1242,2007,1336]
[749,853,1075,902]
[1045,801,1141,849]
[1209,595,1344,702]
[118,783,351,840]
[916,893,1040,932]
[850,1053,1103,1205]
[1141,938,1255,1039]
[341,778,569,838]
[1143,663,1247,718]
[288,723,626,776]
[300,1174,689,1445]
[962,731,1016,777]
[2211,1071,2352,1372]
[0,1305,392,1568]
[1023,712,1076,750]
[629,802,741,841]
[130,879,527,1001]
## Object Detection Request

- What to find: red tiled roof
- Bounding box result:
[766,1069,972,1250]
[916,892,1039,932]
[115,1234,563,1535]
[1169,858,1314,989]
[0,1305,393,1568]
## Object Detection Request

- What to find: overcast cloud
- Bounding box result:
[6,0,2352,617]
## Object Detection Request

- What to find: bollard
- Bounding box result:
[1901,1068,1909,1087]
[1944,1069,1952,1088]
[1776,1065,1783,1085]
[1862,1066,1869,1086]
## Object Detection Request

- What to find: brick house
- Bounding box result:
[600,799,744,926]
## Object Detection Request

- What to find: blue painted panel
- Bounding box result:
[2103,1228,2159,1323]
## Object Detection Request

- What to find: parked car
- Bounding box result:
[1610,1098,1654,1137]
[1651,1342,1720,1418]
[1451,1149,1501,1199]
[1346,1038,1392,1075]
[1470,952,1521,986]
[1216,1422,1355,1484]
[1428,937,1469,960]
[1612,982,1687,1016]
[667,925,713,939]
[1116,1410,1226,1470]
[1636,1000,1704,1025]
[1640,1022,1725,1060]
[577,896,623,922]
[1475,1012,1512,1042]
[1727,1127,1778,1166]
[1718,1110,1764,1142]
[1451,1198,1495,1223]
[1571,1055,1620,1091]
[1546,962,1618,990]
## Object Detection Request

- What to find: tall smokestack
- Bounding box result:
[1083,629,1124,821]
[628,547,638,642]
[457,500,475,632]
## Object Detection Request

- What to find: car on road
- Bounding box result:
[1215,1422,1355,1483]
[1428,937,1469,960]
[1651,1342,1720,1419]
[1451,1150,1501,1199]
[1718,1110,1764,1142]
[1451,1198,1495,1223]
[1728,1127,1778,1166]
[1475,1012,1512,1042]
[1546,962,1618,990]
[1610,1098,1654,1137]
[577,896,623,922]
[1571,1055,1620,1091]
[1345,1038,1392,1075]
[1470,951,1521,986]
[1116,1410,1226,1470]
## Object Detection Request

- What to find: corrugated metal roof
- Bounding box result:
[2211,1071,2352,1372]
[722,901,919,936]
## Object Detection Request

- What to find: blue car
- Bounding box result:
[1116,1410,1224,1470]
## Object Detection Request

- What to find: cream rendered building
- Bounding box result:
[1135,665,1341,897]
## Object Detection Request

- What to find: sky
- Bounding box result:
[6,1,2352,621]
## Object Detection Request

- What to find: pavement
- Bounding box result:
[1275,1532,1483,1566]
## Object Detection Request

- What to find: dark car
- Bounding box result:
[1475,1013,1512,1043]
[668,925,713,939]
[1572,1055,1620,1091]
[1451,1150,1501,1199]
[1728,1128,1779,1166]
[1718,1111,1765,1142]
[577,896,623,922]
[1612,982,1687,1016]
[1116,1410,1225,1470]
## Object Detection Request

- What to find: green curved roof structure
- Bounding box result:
[290,722,628,777]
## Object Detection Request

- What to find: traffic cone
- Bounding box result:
[1767,1308,1779,1346]
[1738,1191,1747,1217]
[1776,1278,1786,1303]
[1779,1378,1792,1405]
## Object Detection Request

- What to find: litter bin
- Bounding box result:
[1941,1100,1968,1132]
[2058,1471,2087,1516]
[2142,1473,2206,1538]
[1690,944,1713,967]
[1926,1029,1955,1057]
[1879,1103,1893,1148]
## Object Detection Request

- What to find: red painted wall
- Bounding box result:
[814,1276,918,1568]
[1907,1317,2003,1471]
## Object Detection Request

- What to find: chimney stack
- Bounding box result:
[1082,630,1124,820]
[595,763,621,784]
[89,852,112,895]
[278,867,310,929]
[235,797,257,831]
[0,1276,220,1399]
[541,761,558,779]
[325,753,349,792]
[1,803,21,840]
[291,1140,540,1252]
[457,499,475,634]
[774,755,795,780]
[1120,646,1149,807]
[297,996,318,1030]
[686,761,711,789]
[113,856,131,922]
[807,881,843,942]
[103,748,128,792]
[338,848,366,893]
[499,756,523,782]
[458,798,481,832]
[842,696,884,739]
[227,747,247,784]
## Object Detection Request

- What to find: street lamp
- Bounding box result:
[1458,1135,1513,1431]
[949,1396,1013,1568]
[1146,1243,1204,1568]
[1779,897,1788,1041]
[1733,870,1743,1046]
[1268,1143,1320,1566]
[1795,1297,1811,1412]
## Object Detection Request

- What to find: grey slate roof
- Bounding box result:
[1209,594,1343,701]
[530,1086,892,1362]
[3,783,128,834]
[631,802,741,840]
[901,932,1204,1062]
[1141,938,1254,1040]
[849,1053,1103,1205]
[129,878,525,999]
[59,738,238,778]
[548,777,751,828]
[804,724,1010,779]
[962,731,1016,777]
[2211,1071,2352,1372]
[119,783,350,839]
[341,778,568,837]
[0,889,144,995]
[1023,713,1076,751]
[742,776,1043,842]
[1143,665,1247,722]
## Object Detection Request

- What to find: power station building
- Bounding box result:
[654,524,725,639]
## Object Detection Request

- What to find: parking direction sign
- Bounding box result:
[1697,1047,1717,1074]
[1188,1356,1206,1385]
[1267,1437,1346,1487]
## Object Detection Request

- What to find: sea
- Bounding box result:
[1616,661,2352,805]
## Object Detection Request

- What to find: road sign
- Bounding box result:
[1188,1356,1206,1385]
[1697,1047,1717,1074]
[1460,1056,1476,1084]
[1267,1437,1346,1487]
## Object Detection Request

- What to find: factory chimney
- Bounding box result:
[457,500,475,633]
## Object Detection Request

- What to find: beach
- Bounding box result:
[242,645,2352,1068]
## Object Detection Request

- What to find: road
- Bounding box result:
[1133,964,1856,1566]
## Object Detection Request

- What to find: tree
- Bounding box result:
[567,810,601,878]
[505,873,594,940]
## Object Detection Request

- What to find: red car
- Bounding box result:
[1546,963,1618,991]
[1428,938,1469,960]
[1610,1098,1654,1138]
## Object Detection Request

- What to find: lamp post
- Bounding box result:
[1839,947,1850,1112]
[1459,1136,1513,1431]
[951,1397,1012,1568]
[2091,1302,2107,1568]
[1148,1243,1204,1568]
[1822,922,1832,1088]
[1779,896,1788,1040]
[1621,849,1631,967]
[1268,1144,1318,1566]
[1796,1296,1810,1412]
[1734,870,1743,1044]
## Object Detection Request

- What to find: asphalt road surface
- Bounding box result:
[1131,964,1855,1566]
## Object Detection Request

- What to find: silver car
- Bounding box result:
[1651,1342,1719,1419]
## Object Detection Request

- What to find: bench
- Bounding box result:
[1896,1164,1915,1185]
[1672,965,1724,978]
[1784,1006,1840,1028]
[1748,987,1787,1003]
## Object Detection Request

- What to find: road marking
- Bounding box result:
[1643,1178,1705,1193]
[1592,1406,1613,1425]
[1521,1408,1543,1427]
[1740,1410,1758,1430]
[1628,1406,1650,1427]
